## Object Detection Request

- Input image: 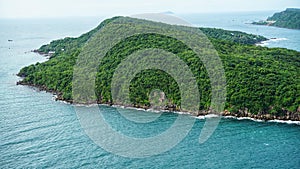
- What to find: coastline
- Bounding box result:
[16,79,300,123]
[251,21,300,30]
[58,94,300,125]
[255,37,288,47]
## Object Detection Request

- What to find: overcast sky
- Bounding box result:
[0,0,299,18]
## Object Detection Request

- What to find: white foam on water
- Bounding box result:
[204,114,219,118]
[222,115,300,125]
[256,38,288,47]
[268,119,300,125]
[57,99,300,125]
[237,117,264,122]
[225,116,263,122]
[175,111,190,115]
[146,109,162,113]
[195,116,205,120]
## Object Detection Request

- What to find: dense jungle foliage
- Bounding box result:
[253,8,300,29]
[18,17,300,116]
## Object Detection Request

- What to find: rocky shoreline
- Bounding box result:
[219,110,300,121]
[16,80,300,122]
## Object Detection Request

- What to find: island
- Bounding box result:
[17,16,300,121]
[252,8,300,29]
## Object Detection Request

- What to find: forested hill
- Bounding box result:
[252,8,300,29]
[18,16,300,120]
[34,17,267,59]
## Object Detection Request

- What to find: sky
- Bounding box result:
[0,0,299,18]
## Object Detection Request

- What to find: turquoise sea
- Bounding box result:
[1,12,300,168]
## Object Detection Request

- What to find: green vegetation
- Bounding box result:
[252,8,300,29]
[18,16,300,117]
[199,28,266,45]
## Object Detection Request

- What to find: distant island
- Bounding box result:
[161,11,174,15]
[252,8,300,29]
[17,16,300,121]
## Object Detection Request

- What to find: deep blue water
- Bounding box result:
[1,12,300,168]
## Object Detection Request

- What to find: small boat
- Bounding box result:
[8,39,13,42]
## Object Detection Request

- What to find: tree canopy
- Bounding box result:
[252,8,300,29]
[18,16,300,117]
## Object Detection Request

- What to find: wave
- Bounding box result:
[256,37,288,46]
[146,109,165,113]
[175,111,191,115]
[58,100,300,125]
[195,114,220,120]
[72,103,99,107]
[222,115,300,125]
[268,119,300,125]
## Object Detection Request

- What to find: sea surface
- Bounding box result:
[180,11,300,51]
[1,12,300,168]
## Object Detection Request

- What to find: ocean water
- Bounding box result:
[180,11,300,51]
[1,13,300,168]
